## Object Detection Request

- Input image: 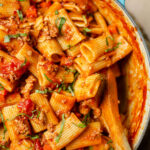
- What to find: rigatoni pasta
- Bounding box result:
[0,0,139,149]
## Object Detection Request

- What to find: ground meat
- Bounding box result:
[47,123,55,132]
[38,58,59,77]
[21,75,37,98]
[63,24,73,40]
[48,24,59,38]
[14,116,30,136]
[79,101,90,115]
[32,109,47,126]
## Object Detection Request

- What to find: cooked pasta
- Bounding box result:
[0,0,145,150]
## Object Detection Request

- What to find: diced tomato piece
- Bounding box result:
[40,2,51,8]
[35,139,43,150]
[43,144,52,150]
[0,58,29,81]
[18,99,35,115]
[60,56,74,66]
[108,25,118,34]
[26,6,37,18]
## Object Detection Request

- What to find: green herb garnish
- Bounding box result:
[4,35,10,43]
[30,110,41,119]
[83,28,91,36]
[107,140,113,144]
[89,146,93,150]
[108,147,114,150]
[56,17,66,34]
[67,71,79,94]
[64,66,76,73]
[0,112,7,140]
[73,112,90,128]
[20,58,27,67]
[55,10,59,15]
[107,139,114,150]
[0,144,9,150]
[17,10,23,21]
[35,88,53,94]
[0,4,3,6]
[106,36,114,46]
[105,42,122,53]
[55,114,65,143]
[68,85,74,96]
[18,0,26,1]
[72,122,86,128]
[44,74,52,82]
[4,33,27,43]
[27,134,40,140]
[0,83,4,91]
[15,113,31,119]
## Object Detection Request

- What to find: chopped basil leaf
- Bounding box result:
[83,28,91,32]
[18,0,26,1]
[17,10,23,21]
[4,33,27,43]
[105,42,122,53]
[72,122,86,128]
[73,113,90,128]
[35,89,53,94]
[67,44,72,49]
[83,28,91,35]
[89,146,93,150]
[58,87,62,93]
[15,113,31,119]
[107,139,114,150]
[106,37,109,46]
[55,114,65,143]
[44,74,52,82]
[0,83,4,91]
[0,4,3,6]
[57,81,66,93]
[36,111,41,119]
[82,15,86,20]
[27,134,40,140]
[4,35,10,43]
[68,85,74,96]
[30,110,41,119]
[64,66,76,73]
[20,58,27,67]
[106,36,114,46]
[0,144,9,150]
[108,147,114,150]
[58,17,66,33]
[55,10,59,15]
[107,139,113,144]
[83,113,90,125]
[56,17,66,34]
[0,112,7,140]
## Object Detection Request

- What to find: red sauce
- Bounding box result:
[35,139,43,150]
[64,25,73,41]
[26,6,37,18]
[60,56,74,66]
[18,99,35,116]
[40,2,51,8]
[0,58,29,80]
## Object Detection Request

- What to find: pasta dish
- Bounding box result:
[0,0,147,150]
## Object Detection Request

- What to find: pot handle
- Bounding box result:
[117,0,125,7]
